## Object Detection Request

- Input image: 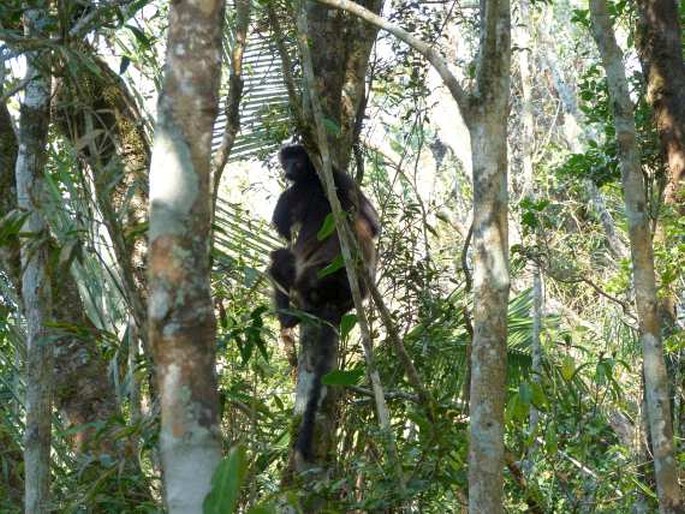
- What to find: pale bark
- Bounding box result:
[589,0,682,511]
[148,1,225,512]
[529,265,543,431]
[514,0,543,438]
[467,0,511,510]
[16,9,53,514]
[468,111,510,513]
[515,0,535,199]
[585,179,630,260]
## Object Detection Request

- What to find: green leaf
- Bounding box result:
[518,381,533,405]
[323,118,341,136]
[0,210,29,244]
[560,356,576,382]
[126,24,152,49]
[322,368,364,386]
[545,423,558,454]
[530,381,548,410]
[317,254,344,279]
[340,313,358,340]
[317,213,336,241]
[204,446,248,514]
[505,392,529,424]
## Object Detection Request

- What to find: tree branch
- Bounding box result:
[211,0,251,201]
[313,0,472,121]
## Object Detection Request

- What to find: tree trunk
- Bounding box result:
[304,0,383,171]
[2,67,147,507]
[514,0,543,445]
[467,0,511,511]
[635,0,685,435]
[148,1,225,512]
[280,0,383,480]
[589,0,682,511]
[636,0,685,210]
[468,113,510,514]
[15,9,54,514]
[53,49,150,356]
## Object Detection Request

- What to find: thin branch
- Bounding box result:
[68,0,138,38]
[313,0,472,121]
[365,278,436,415]
[461,221,473,293]
[266,3,310,139]
[526,253,636,321]
[211,0,251,200]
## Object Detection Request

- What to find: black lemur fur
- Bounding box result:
[268,144,379,461]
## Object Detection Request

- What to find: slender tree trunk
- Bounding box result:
[467,0,511,511]
[468,112,510,514]
[16,8,54,514]
[514,0,543,444]
[148,1,225,512]
[516,0,534,199]
[2,58,147,507]
[589,1,682,511]
[529,266,543,428]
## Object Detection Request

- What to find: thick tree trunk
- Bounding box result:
[636,0,685,210]
[2,70,138,497]
[148,1,225,512]
[282,0,383,480]
[54,50,150,354]
[467,0,511,512]
[303,0,382,171]
[589,0,682,511]
[51,278,119,456]
[15,9,54,514]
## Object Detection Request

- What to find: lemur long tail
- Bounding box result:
[295,310,339,462]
